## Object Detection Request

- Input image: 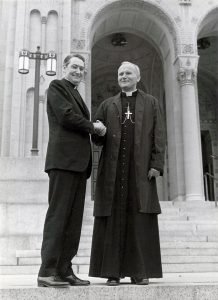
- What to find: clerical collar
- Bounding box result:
[121,90,138,97]
[64,78,77,89]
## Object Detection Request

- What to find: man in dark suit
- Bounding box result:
[37,54,106,287]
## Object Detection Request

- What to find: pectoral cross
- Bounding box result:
[125,103,132,119]
[121,103,135,124]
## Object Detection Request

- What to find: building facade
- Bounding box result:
[0,0,218,265]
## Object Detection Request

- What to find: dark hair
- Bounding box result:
[63,54,85,67]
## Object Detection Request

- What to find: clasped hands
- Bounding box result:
[93,120,107,136]
[148,168,160,180]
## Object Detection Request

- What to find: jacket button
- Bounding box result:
[113,134,116,138]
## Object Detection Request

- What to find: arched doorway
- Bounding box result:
[87,1,180,202]
[197,7,218,202]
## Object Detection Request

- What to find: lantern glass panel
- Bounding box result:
[18,55,29,74]
[46,57,56,76]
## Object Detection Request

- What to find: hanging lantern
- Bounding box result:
[18,49,30,74]
[46,51,57,76]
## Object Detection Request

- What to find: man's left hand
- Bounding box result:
[148,168,160,180]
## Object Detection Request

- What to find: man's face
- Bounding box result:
[64,57,85,86]
[118,64,140,92]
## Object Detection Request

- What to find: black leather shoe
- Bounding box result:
[37,275,70,287]
[131,277,149,285]
[106,277,120,286]
[62,274,90,286]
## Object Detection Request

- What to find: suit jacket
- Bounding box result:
[45,78,94,178]
[92,89,165,215]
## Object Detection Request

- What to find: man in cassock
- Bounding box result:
[89,61,165,286]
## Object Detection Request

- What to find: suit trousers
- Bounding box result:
[38,169,87,277]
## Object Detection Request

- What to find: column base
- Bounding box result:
[185,194,205,201]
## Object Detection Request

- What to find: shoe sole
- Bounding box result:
[131,279,149,285]
[106,283,120,286]
[68,283,90,286]
[38,282,69,288]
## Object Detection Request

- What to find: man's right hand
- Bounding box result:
[93,120,107,136]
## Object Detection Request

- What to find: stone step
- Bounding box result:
[161,248,218,256]
[160,241,218,248]
[158,215,218,221]
[18,256,91,266]
[159,230,218,237]
[82,216,218,227]
[16,255,218,267]
[163,263,218,273]
[16,242,218,266]
[160,235,208,242]
[162,256,218,263]
[79,233,218,242]
[2,262,218,275]
[162,201,217,209]
[2,280,218,300]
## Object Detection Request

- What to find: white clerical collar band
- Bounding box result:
[121,90,137,97]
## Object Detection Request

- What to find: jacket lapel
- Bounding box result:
[62,79,90,119]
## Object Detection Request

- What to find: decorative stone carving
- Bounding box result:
[72,39,86,50]
[177,68,197,85]
[182,44,195,54]
[41,16,47,24]
[179,0,192,5]
[176,56,199,85]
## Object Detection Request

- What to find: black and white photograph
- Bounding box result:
[0,0,218,299]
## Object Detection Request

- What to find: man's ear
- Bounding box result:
[137,76,141,83]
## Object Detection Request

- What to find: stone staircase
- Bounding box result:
[2,200,218,275]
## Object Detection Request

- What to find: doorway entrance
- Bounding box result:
[201,130,215,201]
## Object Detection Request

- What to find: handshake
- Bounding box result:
[93,120,107,136]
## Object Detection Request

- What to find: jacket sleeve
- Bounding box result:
[47,80,95,134]
[150,97,166,175]
[91,101,106,146]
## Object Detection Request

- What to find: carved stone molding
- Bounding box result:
[175,55,199,86]
[179,0,192,5]
[182,44,195,54]
[72,39,86,50]
[177,68,197,85]
[41,16,47,24]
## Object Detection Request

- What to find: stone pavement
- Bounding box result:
[0,273,218,300]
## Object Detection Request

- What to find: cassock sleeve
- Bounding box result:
[91,101,106,146]
[150,97,166,175]
[47,80,95,134]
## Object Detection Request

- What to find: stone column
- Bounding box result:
[176,56,205,201]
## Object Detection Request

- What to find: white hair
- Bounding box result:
[118,61,141,78]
